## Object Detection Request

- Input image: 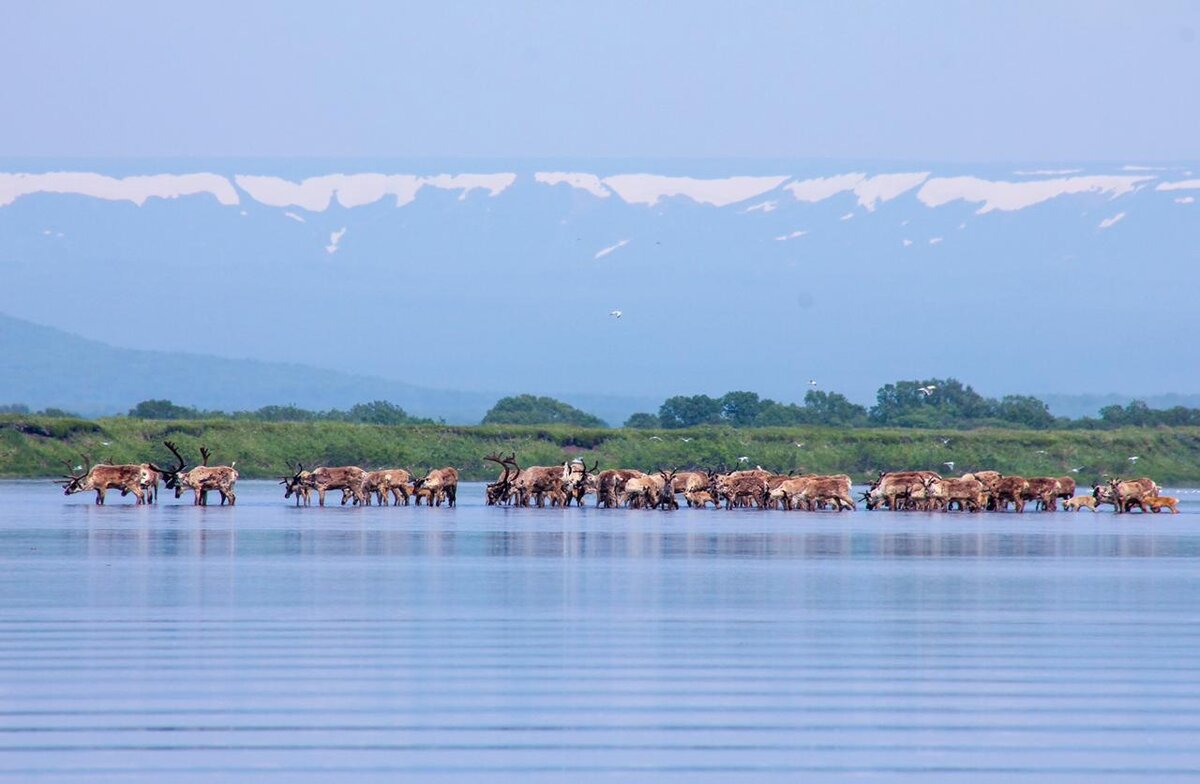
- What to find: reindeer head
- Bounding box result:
[148,441,188,492]
[484,452,519,505]
[58,459,89,495]
[281,462,312,499]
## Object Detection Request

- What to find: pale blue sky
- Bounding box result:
[3,1,1198,161]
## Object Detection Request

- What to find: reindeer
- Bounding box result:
[509,463,565,507]
[596,469,647,508]
[413,467,459,507]
[362,468,414,506]
[652,470,680,510]
[58,459,150,505]
[561,459,600,507]
[281,464,367,507]
[150,443,239,506]
[484,453,520,505]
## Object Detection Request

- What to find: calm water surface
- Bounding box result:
[2,480,1199,782]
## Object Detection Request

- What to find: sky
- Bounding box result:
[1,2,1199,415]
[3,1,1199,161]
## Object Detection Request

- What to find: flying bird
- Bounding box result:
[649,436,662,441]
[1071,467,1084,473]
[73,465,83,471]
[680,437,693,443]
[808,380,818,387]
[1035,449,1048,455]
[918,385,937,396]
[1128,456,1140,463]
[609,310,622,319]
[943,461,955,471]
[737,456,750,463]
[794,442,805,448]
[939,437,951,446]
[101,441,111,446]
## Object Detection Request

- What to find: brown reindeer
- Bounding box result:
[281,464,367,507]
[596,469,647,508]
[151,443,239,506]
[362,468,414,506]
[484,453,520,505]
[58,459,150,505]
[413,467,459,507]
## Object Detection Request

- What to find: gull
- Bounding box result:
[918,385,937,396]
[1128,456,1139,463]
[1035,449,1048,455]
[680,437,693,443]
[649,436,662,441]
[1070,467,1084,473]
[794,442,805,448]
[939,438,951,446]
[943,461,955,471]
[737,456,750,463]
[808,380,818,387]
[73,465,83,471]
[101,441,111,446]
[609,310,622,319]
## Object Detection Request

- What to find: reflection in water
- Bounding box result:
[37,526,1200,561]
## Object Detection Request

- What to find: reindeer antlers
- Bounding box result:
[162,441,186,473]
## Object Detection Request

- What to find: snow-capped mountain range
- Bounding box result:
[2,160,1197,411]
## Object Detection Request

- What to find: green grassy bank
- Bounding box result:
[3,415,1199,485]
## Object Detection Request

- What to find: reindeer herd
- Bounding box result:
[56,443,1179,514]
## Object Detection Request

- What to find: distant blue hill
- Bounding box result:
[0,313,658,425]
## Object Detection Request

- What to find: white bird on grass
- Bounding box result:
[609,310,622,319]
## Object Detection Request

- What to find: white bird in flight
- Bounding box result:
[940,438,951,446]
[918,385,937,396]
[73,465,83,471]
[808,379,818,387]
[944,461,955,471]
[680,437,693,443]
[101,441,111,446]
[1071,466,1084,473]
[648,436,662,441]
[794,442,805,448]
[1128,456,1140,462]
[1035,449,1048,455]
[609,310,622,319]
[737,456,750,463]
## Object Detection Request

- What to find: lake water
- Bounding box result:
[1,480,1199,782]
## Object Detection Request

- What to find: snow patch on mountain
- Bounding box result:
[0,172,239,207]
[917,175,1152,214]
[782,172,928,211]
[1156,179,1200,191]
[325,228,347,254]
[601,174,789,207]
[233,173,516,211]
[595,239,629,259]
[534,172,611,198]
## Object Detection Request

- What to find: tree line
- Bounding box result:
[622,378,1200,430]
